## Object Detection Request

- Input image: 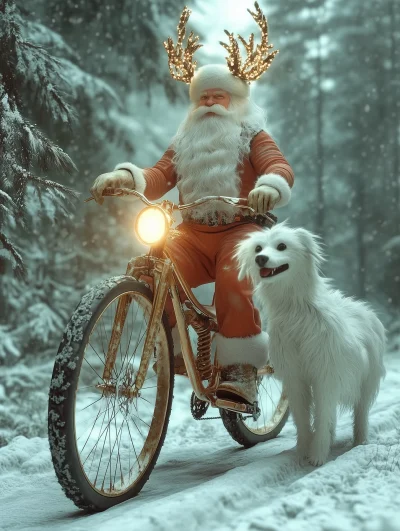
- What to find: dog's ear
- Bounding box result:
[295,228,325,266]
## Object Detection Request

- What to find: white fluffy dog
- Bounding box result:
[235,223,386,466]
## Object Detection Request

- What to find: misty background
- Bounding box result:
[0,0,399,445]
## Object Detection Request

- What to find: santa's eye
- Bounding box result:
[255,245,262,253]
[277,243,287,251]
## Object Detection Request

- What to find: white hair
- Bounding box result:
[172,95,267,222]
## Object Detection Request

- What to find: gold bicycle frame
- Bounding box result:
[97,190,277,415]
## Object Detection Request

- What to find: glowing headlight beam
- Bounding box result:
[135,207,169,245]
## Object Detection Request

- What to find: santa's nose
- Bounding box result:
[205,100,214,106]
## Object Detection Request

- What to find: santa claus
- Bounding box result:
[91,4,294,405]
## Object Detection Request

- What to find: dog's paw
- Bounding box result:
[308,450,329,467]
[308,435,330,466]
[296,444,311,466]
[296,453,310,467]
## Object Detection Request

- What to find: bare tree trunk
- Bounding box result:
[314,1,325,236]
[389,0,400,231]
[355,169,366,298]
[316,33,325,236]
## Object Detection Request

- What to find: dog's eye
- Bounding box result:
[255,245,262,253]
[277,243,287,251]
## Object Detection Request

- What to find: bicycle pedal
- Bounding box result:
[190,392,209,420]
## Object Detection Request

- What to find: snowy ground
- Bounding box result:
[1,351,400,531]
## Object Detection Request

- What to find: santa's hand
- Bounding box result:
[248,185,280,213]
[90,169,134,205]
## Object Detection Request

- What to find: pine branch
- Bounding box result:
[21,120,77,173]
[17,41,76,126]
[11,164,80,201]
[12,169,27,220]
[0,189,16,207]
[19,19,79,63]
[19,40,64,69]
[45,188,77,218]
[0,3,21,110]
[0,95,76,174]
[0,231,25,279]
[0,203,13,218]
[57,57,121,108]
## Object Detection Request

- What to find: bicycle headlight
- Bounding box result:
[135,207,169,245]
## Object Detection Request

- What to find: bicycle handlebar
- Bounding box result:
[85,188,253,212]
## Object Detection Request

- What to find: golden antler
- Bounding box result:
[163,6,203,84]
[220,2,279,82]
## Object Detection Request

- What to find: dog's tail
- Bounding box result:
[353,310,386,444]
[362,310,386,405]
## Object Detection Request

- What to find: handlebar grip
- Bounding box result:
[84,187,129,203]
[102,187,121,196]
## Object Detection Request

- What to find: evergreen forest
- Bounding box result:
[0,0,399,444]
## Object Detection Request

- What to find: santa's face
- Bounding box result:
[197,88,231,114]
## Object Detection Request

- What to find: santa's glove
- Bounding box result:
[90,169,134,205]
[248,185,280,214]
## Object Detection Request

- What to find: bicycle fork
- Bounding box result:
[101,259,173,396]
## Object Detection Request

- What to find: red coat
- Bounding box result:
[142,130,294,204]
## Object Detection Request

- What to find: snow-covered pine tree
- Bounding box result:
[0,0,131,363]
[41,0,183,102]
[0,0,77,278]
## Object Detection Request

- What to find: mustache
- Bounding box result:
[190,104,235,120]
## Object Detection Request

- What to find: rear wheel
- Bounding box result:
[220,368,289,448]
[48,276,174,511]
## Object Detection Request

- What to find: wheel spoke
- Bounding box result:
[87,399,109,478]
[131,404,152,429]
[78,401,110,447]
[118,300,140,378]
[78,395,104,413]
[87,341,106,367]
[84,397,120,467]
[239,372,288,436]
[83,357,105,383]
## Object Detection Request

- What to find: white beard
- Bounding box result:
[172,100,259,223]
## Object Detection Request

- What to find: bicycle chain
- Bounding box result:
[189,392,254,421]
[195,414,253,421]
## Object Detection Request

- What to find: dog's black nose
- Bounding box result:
[255,255,269,267]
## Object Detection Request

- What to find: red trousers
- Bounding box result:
[164,221,264,339]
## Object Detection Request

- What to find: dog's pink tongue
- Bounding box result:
[260,268,273,278]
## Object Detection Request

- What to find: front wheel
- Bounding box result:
[220,369,289,448]
[48,276,174,511]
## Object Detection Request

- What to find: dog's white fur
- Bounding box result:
[235,222,386,466]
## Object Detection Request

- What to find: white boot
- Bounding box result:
[216,364,258,405]
[214,332,268,404]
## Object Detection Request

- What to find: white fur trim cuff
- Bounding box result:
[216,332,269,368]
[256,173,291,208]
[114,162,146,194]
